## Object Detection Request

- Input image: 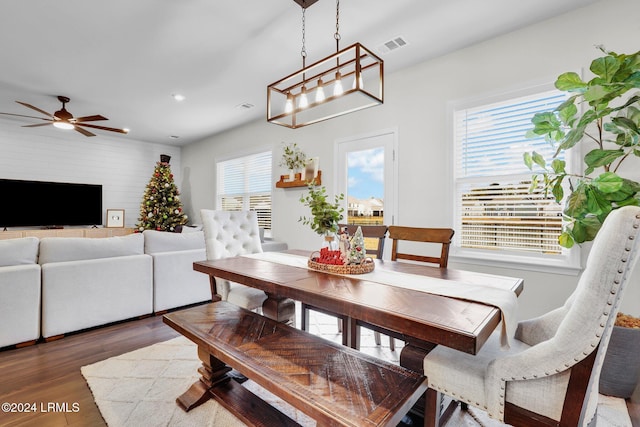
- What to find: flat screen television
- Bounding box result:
[0,178,103,227]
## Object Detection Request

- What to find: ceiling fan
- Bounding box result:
[0,95,129,137]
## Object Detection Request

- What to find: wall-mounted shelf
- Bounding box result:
[276,170,322,188]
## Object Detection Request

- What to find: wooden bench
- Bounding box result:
[163,301,427,427]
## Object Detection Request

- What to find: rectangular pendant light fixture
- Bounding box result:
[267,0,384,129]
[267,43,383,129]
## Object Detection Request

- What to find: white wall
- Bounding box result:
[0,121,181,229]
[182,0,640,321]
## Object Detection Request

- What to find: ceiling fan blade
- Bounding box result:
[22,122,53,128]
[0,112,53,121]
[74,115,108,123]
[74,126,95,137]
[77,123,128,134]
[16,101,54,118]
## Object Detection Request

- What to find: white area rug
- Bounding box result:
[81,337,632,427]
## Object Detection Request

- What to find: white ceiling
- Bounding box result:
[0,0,599,145]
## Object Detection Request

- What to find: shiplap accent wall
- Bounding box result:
[0,121,181,229]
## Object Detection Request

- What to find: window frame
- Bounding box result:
[216,148,273,234]
[448,82,582,275]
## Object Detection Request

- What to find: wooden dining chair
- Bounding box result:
[300,224,388,346]
[364,225,455,351]
[423,206,640,427]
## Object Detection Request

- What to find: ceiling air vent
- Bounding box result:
[377,36,408,55]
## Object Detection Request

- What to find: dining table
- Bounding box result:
[193,249,524,375]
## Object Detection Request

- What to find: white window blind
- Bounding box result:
[217,151,272,230]
[453,89,568,258]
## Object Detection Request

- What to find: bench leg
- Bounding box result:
[176,346,232,412]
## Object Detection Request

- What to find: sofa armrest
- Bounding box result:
[0,264,41,347]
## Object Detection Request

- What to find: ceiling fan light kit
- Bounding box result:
[0,95,129,137]
[267,0,384,129]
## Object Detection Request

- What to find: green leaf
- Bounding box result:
[555,72,587,92]
[583,85,610,104]
[584,149,624,169]
[557,126,586,152]
[558,232,574,248]
[558,102,578,125]
[590,55,621,83]
[552,179,564,202]
[585,186,611,217]
[551,158,566,174]
[592,172,623,193]
[530,111,562,136]
[564,185,589,218]
[572,217,603,243]
[532,151,546,169]
[523,152,533,170]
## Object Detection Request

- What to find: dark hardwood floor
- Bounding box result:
[1,309,638,427]
[0,314,180,427]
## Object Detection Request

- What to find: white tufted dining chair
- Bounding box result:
[200,210,267,311]
[423,205,640,427]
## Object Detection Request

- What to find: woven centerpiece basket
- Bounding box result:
[308,252,375,274]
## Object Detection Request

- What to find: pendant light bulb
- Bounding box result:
[315,79,325,103]
[299,86,309,109]
[352,72,364,90]
[284,93,294,114]
[333,72,343,96]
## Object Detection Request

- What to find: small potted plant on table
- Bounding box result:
[299,184,373,273]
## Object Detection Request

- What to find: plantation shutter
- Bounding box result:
[217,151,272,230]
[454,90,567,255]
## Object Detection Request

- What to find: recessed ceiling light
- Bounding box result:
[236,103,254,110]
[172,94,186,102]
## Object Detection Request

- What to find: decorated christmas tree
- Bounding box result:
[348,226,367,265]
[136,154,188,232]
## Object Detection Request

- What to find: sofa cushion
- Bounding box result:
[143,230,205,254]
[38,233,144,264]
[0,237,39,267]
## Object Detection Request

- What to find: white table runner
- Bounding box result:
[243,251,518,349]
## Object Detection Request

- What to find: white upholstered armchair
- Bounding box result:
[423,206,640,427]
[200,210,267,311]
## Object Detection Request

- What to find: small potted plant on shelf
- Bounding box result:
[600,312,640,398]
[280,142,307,181]
[524,46,640,248]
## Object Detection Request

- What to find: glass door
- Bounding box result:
[336,129,397,258]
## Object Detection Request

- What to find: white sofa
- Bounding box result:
[0,228,288,347]
[39,233,153,340]
[0,237,41,348]
[143,229,211,312]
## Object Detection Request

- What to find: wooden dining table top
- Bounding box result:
[193,250,524,355]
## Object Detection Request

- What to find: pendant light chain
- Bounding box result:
[301,7,307,68]
[334,0,341,52]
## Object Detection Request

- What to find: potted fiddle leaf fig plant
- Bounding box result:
[600,312,640,398]
[524,46,640,248]
[299,184,344,249]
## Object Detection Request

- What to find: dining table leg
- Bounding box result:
[261,293,296,326]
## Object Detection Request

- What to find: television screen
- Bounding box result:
[0,179,103,227]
